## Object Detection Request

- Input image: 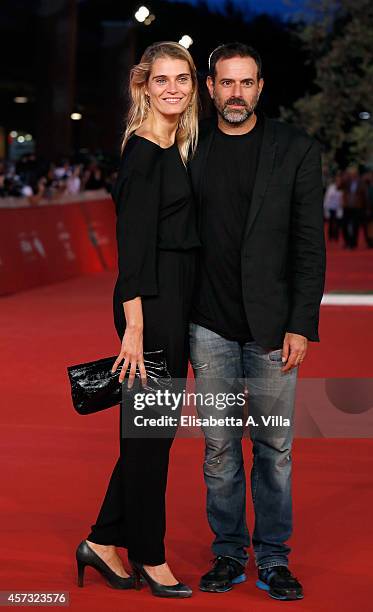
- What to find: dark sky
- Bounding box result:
[169,0,308,20]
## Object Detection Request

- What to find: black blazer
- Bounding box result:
[189,116,326,348]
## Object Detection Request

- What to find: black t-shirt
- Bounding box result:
[191,114,264,342]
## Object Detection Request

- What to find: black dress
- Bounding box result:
[86,135,200,565]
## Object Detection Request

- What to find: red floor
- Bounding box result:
[324,229,373,293]
[1,269,373,611]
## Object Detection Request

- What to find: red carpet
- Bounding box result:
[1,270,373,611]
[324,230,373,293]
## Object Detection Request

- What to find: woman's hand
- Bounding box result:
[111,297,147,388]
[111,325,147,388]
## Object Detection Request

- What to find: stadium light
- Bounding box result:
[135,6,150,23]
[179,35,193,49]
[14,96,28,104]
[144,13,156,25]
[71,112,82,121]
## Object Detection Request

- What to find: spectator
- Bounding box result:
[65,165,82,195]
[341,166,367,249]
[54,159,71,180]
[44,164,60,198]
[324,172,343,241]
[363,171,373,248]
[0,161,5,197]
[83,163,105,190]
[16,153,38,187]
[22,176,47,206]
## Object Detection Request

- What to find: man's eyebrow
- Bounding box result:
[218,77,255,82]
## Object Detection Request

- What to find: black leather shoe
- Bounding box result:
[199,556,247,593]
[256,566,304,600]
[76,540,136,589]
[129,559,192,598]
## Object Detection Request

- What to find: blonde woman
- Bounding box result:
[75,42,200,598]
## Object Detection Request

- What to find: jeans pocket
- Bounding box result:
[268,348,283,363]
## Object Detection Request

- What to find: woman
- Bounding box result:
[323,172,343,241]
[75,42,200,598]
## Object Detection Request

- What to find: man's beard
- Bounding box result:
[216,95,258,125]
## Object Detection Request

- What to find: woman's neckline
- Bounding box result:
[132,133,175,150]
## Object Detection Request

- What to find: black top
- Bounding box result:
[158,140,201,250]
[112,135,200,303]
[191,115,264,342]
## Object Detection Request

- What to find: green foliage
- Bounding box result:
[283,0,373,166]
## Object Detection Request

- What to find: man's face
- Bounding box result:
[207,56,264,125]
[347,166,359,180]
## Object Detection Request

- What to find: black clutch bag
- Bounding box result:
[67,349,171,415]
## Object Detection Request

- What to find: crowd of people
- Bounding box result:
[1,153,373,250]
[0,153,117,204]
[324,166,373,249]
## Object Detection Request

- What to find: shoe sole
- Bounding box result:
[256,579,304,600]
[199,573,247,593]
[151,592,192,598]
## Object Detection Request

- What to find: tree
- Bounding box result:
[282,0,373,167]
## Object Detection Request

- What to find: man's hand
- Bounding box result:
[281,332,308,372]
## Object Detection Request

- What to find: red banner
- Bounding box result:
[0,198,117,295]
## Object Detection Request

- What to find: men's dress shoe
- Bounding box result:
[199,556,247,593]
[256,566,304,600]
[76,540,136,589]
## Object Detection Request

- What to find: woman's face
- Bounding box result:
[146,57,193,118]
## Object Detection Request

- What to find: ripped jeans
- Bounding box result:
[189,322,298,570]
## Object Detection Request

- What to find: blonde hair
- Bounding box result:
[121,41,199,164]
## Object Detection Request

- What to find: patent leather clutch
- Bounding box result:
[67,349,171,415]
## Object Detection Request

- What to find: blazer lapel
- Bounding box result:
[243,116,277,241]
[189,123,215,234]
[196,129,215,207]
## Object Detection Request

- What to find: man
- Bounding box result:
[341,165,367,249]
[189,42,326,601]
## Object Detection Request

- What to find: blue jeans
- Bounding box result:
[189,323,298,570]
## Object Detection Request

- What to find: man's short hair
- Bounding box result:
[208,42,262,82]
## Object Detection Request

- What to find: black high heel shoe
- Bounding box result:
[129,559,192,598]
[76,540,137,589]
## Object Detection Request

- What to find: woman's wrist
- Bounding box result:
[126,322,143,332]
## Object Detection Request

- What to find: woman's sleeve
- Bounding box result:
[114,168,160,303]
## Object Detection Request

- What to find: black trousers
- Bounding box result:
[342,207,361,248]
[86,250,196,565]
[328,210,341,241]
